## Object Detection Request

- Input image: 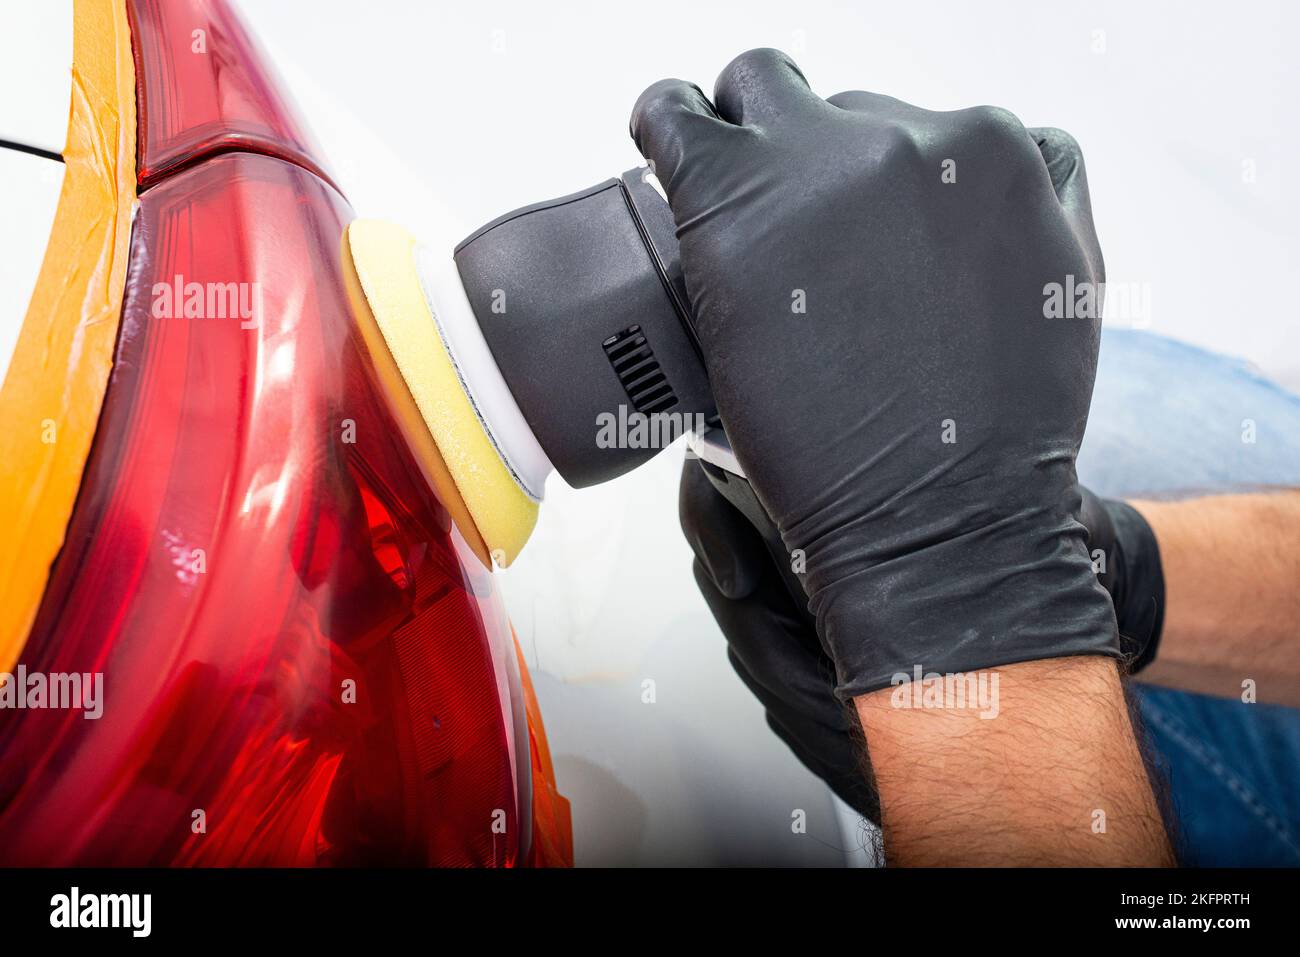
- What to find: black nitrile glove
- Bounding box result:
[633,49,1120,697]
[1078,487,1166,671]
[681,459,1167,823]
[680,456,880,822]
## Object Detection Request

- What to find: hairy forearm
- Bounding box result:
[855,655,1172,866]
[1131,490,1300,706]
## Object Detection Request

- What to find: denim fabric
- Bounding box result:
[1081,329,1300,866]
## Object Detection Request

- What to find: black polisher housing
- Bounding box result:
[454,168,716,488]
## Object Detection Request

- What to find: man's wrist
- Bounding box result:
[855,654,1173,866]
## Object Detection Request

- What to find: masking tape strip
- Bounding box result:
[0,0,137,673]
[514,630,573,867]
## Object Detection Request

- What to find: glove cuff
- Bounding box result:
[1105,499,1166,673]
[814,521,1125,701]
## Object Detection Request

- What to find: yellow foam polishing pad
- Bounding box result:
[344,220,537,567]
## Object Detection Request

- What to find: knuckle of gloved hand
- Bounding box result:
[719,47,799,90]
[632,80,703,137]
[958,104,1038,163]
[1034,125,1084,160]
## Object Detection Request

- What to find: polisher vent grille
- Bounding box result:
[602,325,678,415]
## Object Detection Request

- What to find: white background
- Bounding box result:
[236,0,1299,865]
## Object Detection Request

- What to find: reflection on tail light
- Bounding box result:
[0,153,527,866]
[128,0,335,189]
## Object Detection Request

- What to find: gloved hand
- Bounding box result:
[680,458,1166,822]
[632,49,1120,697]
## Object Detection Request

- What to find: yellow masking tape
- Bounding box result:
[0,0,137,673]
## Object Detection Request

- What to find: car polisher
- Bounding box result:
[345,167,740,569]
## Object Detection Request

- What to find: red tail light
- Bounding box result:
[128,0,336,189]
[0,152,529,866]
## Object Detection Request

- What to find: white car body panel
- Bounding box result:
[0,149,64,387]
[0,2,73,155]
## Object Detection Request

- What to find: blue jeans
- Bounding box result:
[1081,329,1300,866]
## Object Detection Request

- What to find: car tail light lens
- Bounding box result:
[128,0,335,189]
[0,152,528,866]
